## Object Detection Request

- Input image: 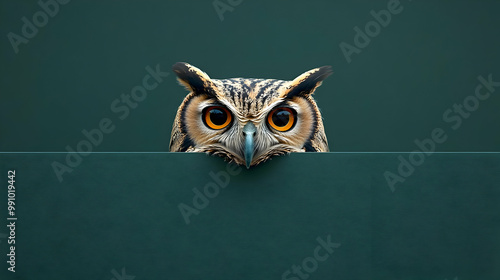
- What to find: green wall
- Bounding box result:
[0,153,499,279]
[1,1,499,279]
[1,0,499,152]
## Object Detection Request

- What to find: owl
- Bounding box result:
[169,62,332,168]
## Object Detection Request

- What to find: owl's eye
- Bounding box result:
[267,107,296,132]
[203,106,232,130]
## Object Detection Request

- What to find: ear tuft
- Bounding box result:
[172,62,216,96]
[284,66,333,98]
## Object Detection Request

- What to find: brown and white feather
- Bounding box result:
[169,62,332,167]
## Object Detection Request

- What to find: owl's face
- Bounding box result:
[170,62,331,168]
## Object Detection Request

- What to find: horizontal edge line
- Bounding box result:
[0,152,499,154]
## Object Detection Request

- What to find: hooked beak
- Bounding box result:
[243,122,256,169]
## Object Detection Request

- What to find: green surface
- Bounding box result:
[1,0,500,152]
[1,1,499,279]
[0,153,499,279]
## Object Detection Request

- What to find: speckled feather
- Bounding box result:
[169,62,331,167]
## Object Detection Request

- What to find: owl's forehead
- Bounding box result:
[211,78,290,115]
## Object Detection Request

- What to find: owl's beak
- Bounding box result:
[243,122,256,169]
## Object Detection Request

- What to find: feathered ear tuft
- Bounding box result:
[283,66,333,98]
[172,62,217,96]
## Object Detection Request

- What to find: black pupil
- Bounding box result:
[209,108,227,125]
[272,110,291,127]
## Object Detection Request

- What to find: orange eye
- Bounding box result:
[203,106,232,130]
[267,107,296,132]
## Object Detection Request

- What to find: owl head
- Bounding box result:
[170,62,332,168]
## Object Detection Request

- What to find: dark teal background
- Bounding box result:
[1,1,500,279]
[0,153,499,279]
[1,0,499,151]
